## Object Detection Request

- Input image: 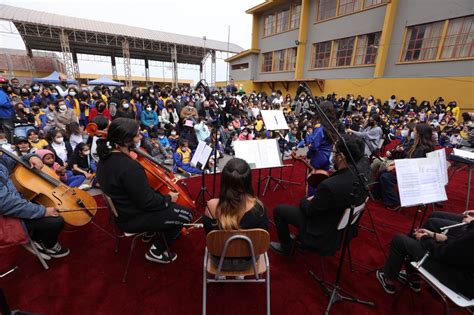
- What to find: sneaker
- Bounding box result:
[23,242,51,260]
[397,270,421,293]
[78,183,92,191]
[43,242,70,258]
[142,232,156,243]
[145,245,177,264]
[270,241,291,256]
[376,269,396,294]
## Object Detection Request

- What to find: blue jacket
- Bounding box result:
[0,154,45,219]
[140,110,158,127]
[158,136,171,149]
[0,90,13,119]
[307,126,332,170]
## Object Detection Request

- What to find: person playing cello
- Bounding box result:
[96,118,192,264]
[0,150,69,259]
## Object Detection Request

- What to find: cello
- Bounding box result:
[0,147,98,230]
[291,150,330,188]
[85,123,195,210]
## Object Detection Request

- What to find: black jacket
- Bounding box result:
[96,152,171,225]
[299,167,367,255]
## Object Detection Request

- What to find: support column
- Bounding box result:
[210,50,216,87]
[374,0,399,78]
[144,57,150,85]
[294,0,310,80]
[111,55,118,80]
[25,46,36,77]
[59,29,75,79]
[72,52,80,80]
[251,14,259,50]
[122,38,132,90]
[199,63,204,81]
[171,44,178,88]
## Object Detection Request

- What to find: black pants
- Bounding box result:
[382,211,463,281]
[273,204,304,249]
[23,216,65,249]
[119,203,192,250]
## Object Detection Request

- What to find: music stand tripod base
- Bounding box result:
[262,167,300,196]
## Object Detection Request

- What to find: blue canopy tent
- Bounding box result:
[87,76,124,86]
[32,71,78,85]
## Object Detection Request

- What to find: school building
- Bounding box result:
[225,0,474,111]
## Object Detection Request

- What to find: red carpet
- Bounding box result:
[0,153,472,314]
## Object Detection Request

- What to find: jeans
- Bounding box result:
[0,118,14,143]
[65,170,85,187]
[14,126,35,138]
[379,170,399,206]
[23,216,65,248]
[273,204,305,249]
[119,203,193,251]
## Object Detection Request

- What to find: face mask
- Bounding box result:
[146,107,152,111]
[149,89,154,93]
[181,147,187,152]
[82,150,90,155]
[59,105,67,111]
[171,131,177,135]
[98,105,106,112]
[33,86,40,91]
[54,136,64,144]
[228,126,234,130]
[410,132,415,139]
[0,139,7,145]
[52,93,58,96]
[401,130,409,137]
[159,135,164,139]
[243,132,248,136]
[69,91,76,97]
[123,103,129,109]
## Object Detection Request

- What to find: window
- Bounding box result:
[290,3,301,29]
[402,21,444,61]
[441,16,474,59]
[276,10,290,33]
[312,41,332,68]
[273,49,286,71]
[354,32,381,65]
[317,0,337,21]
[231,63,249,70]
[363,0,386,8]
[286,47,297,70]
[262,52,273,72]
[264,15,276,36]
[338,0,360,15]
[332,37,355,66]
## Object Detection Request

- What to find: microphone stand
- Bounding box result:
[297,82,374,313]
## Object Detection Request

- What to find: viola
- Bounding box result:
[132,148,196,211]
[0,147,97,230]
[291,151,330,188]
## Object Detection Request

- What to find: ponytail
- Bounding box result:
[96,138,113,160]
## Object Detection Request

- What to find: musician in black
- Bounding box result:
[271,134,367,256]
[376,210,474,299]
[96,118,192,264]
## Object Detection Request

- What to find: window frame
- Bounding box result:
[337,0,361,16]
[440,16,474,59]
[261,52,273,72]
[312,41,333,68]
[262,1,301,38]
[331,36,356,67]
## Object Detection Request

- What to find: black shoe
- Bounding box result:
[397,270,421,293]
[270,241,291,256]
[24,241,51,260]
[376,269,396,295]
[43,242,70,258]
[145,245,177,264]
[142,232,156,243]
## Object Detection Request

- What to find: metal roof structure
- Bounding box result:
[0,4,244,87]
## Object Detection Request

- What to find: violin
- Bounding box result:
[132,148,196,211]
[0,147,97,230]
[291,151,330,188]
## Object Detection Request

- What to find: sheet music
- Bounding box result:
[395,158,447,207]
[260,110,289,130]
[234,139,282,169]
[453,148,474,160]
[426,149,448,185]
[190,140,213,170]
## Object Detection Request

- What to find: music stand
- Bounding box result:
[191,141,214,210]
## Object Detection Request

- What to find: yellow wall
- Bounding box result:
[225,77,474,112]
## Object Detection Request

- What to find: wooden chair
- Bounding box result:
[103,194,149,283]
[202,229,270,315]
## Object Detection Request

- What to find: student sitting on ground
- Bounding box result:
[173,139,202,175]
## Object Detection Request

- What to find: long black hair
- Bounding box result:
[216,158,255,230]
[96,118,139,160]
[318,101,339,143]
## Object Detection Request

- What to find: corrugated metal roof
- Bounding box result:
[0,4,244,53]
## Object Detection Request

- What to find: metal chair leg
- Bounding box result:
[266,254,271,315]
[202,249,208,315]
[29,240,49,270]
[122,234,141,283]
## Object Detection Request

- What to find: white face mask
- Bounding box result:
[52,92,58,96]
[401,130,409,137]
[82,150,90,155]
[410,132,415,139]
[33,86,40,91]
[54,136,64,144]
[146,107,152,111]
[149,89,154,93]
[59,105,67,112]
[123,103,129,109]
[69,91,76,97]
[171,131,177,135]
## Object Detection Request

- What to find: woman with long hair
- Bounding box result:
[379,123,435,210]
[96,118,192,264]
[204,158,268,270]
